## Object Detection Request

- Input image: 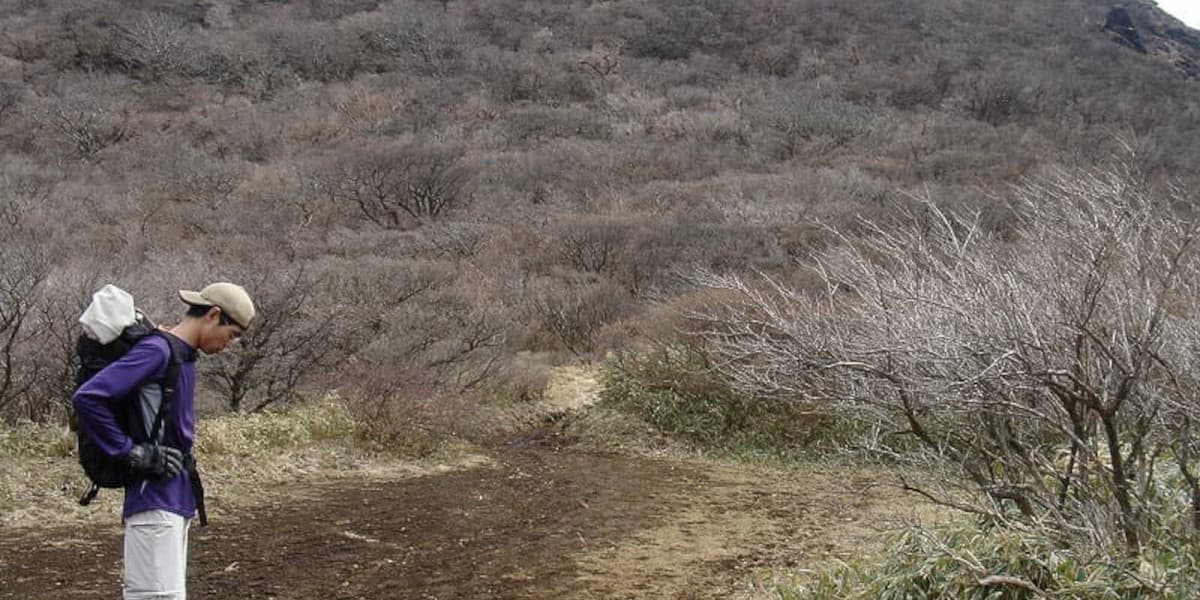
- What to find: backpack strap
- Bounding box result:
[146,333,182,445]
[184,453,208,527]
[150,332,207,527]
[79,483,100,506]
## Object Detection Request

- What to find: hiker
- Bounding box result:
[73,283,254,600]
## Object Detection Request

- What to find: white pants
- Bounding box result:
[124,510,190,600]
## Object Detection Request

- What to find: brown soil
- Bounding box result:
[0,434,909,600]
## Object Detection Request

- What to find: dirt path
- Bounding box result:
[0,435,904,600]
[1,370,910,599]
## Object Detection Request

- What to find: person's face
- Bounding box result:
[198,307,245,354]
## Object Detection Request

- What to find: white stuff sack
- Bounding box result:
[79,284,137,344]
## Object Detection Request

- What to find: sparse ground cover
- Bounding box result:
[0,442,914,600]
[0,369,924,600]
[0,400,487,531]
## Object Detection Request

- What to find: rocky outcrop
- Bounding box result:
[1104,3,1200,78]
[1105,8,1147,53]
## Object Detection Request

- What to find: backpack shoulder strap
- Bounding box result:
[144,332,208,526]
[146,332,182,444]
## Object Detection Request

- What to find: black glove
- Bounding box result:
[126,443,185,480]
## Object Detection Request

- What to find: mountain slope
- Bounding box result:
[0,0,1197,418]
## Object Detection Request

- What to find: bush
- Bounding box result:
[691,161,1200,556]
[338,362,476,457]
[525,279,629,356]
[790,521,1200,599]
[625,4,728,61]
[314,142,474,228]
[599,347,836,457]
[30,84,134,161]
[202,263,365,413]
[0,181,54,422]
[349,4,470,78]
[960,73,1036,126]
[503,105,611,144]
[110,12,193,82]
[263,22,368,82]
[187,34,297,98]
[748,88,873,160]
[471,50,595,104]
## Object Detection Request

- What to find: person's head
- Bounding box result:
[178,282,255,354]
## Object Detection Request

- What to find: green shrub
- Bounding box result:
[598,347,841,458]
[785,521,1200,600]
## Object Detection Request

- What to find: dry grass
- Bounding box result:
[0,398,487,530]
[541,365,602,411]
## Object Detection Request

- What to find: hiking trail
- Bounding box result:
[0,369,912,599]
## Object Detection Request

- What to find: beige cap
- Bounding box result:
[179,282,256,329]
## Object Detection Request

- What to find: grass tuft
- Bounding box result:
[597,347,852,461]
[0,397,481,529]
[776,521,1200,599]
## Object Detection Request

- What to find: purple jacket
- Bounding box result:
[72,333,198,520]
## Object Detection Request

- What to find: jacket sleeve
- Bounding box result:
[72,337,169,458]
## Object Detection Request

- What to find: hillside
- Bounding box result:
[1105,3,1200,76]
[1,0,1198,419]
[4,2,1200,597]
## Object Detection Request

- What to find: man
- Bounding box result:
[73,282,255,600]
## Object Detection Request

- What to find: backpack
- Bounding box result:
[71,287,180,507]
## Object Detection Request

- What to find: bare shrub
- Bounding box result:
[263,22,368,82]
[645,104,748,145]
[356,272,508,391]
[279,253,508,396]
[120,138,247,237]
[503,105,611,144]
[527,279,629,357]
[610,219,690,297]
[553,216,629,275]
[960,73,1041,126]
[340,363,473,455]
[686,157,1200,554]
[22,268,105,422]
[0,182,51,421]
[57,4,126,74]
[462,0,541,51]
[748,87,873,160]
[31,92,132,161]
[187,33,296,98]
[349,3,469,78]
[325,83,406,138]
[887,59,953,109]
[472,50,595,104]
[421,221,493,261]
[691,160,1200,556]
[544,215,688,296]
[111,12,191,82]
[0,81,24,126]
[578,38,623,96]
[314,142,473,228]
[202,266,353,413]
[300,0,381,22]
[737,41,799,77]
[625,5,721,61]
[0,257,48,420]
[238,163,337,238]
[182,104,285,163]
